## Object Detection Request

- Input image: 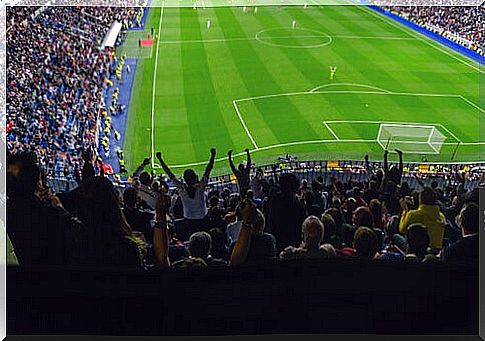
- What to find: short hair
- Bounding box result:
[123,187,138,208]
[320,213,337,242]
[419,187,437,206]
[7,152,40,194]
[302,216,324,248]
[279,173,299,194]
[353,226,379,259]
[188,232,212,258]
[353,206,374,228]
[459,202,478,234]
[179,257,207,268]
[406,224,429,257]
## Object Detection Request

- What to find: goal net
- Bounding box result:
[377,124,447,154]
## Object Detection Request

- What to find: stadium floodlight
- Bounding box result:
[377,123,447,154]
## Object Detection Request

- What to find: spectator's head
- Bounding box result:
[346,197,357,213]
[352,206,374,228]
[139,171,151,186]
[457,202,479,236]
[406,224,429,258]
[183,169,198,186]
[279,173,299,195]
[419,187,437,206]
[252,209,266,236]
[123,187,138,209]
[209,195,219,208]
[368,199,382,228]
[301,216,324,249]
[320,213,337,243]
[188,232,212,259]
[208,228,226,259]
[179,257,207,268]
[353,226,379,259]
[324,208,343,229]
[78,176,135,244]
[7,152,40,196]
[238,162,245,173]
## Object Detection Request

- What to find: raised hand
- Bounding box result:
[394,149,402,155]
[143,157,151,165]
[210,148,216,157]
[227,149,233,157]
[155,152,162,161]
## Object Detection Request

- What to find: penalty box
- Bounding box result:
[322,120,460,155]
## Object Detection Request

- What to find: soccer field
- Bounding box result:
[121,3,484,176]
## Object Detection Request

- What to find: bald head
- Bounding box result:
[302,216,324,249]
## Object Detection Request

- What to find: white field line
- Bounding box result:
[358,5,484,74]
[159,35,417,44]
[232,100,259,150]
[323,122,340,140]
[235,90,461,103]
[151,2,165,169]
[310,82,392,93]
[459,96,485,115]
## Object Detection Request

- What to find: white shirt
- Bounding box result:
[171,176,208,220]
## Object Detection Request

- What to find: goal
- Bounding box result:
[377,123,447,154]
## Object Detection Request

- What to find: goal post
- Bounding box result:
[377,123,447,154]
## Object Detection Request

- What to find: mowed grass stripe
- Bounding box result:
[155,8,199,165]
[250,6,364,144]
[180,8,235,160]
[215,7,321,144]
[196,7,281,151]
[124,8,160,170]
[299,5,456,131]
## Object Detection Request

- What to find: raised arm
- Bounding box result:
[156,152,176,180]
[227,149,238,175]
[245,148,251,171]
[153,193,171,267]
[395,149,404,181]
[383,150,389,175]
[203,148,216,180]
[133,157,151,178]
[229,199,257,266]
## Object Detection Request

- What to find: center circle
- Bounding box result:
[255,28,333,48]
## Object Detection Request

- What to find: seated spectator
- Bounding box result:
[122,187,154,243]
[77,176,145,267]
[207,195,225,229]
[173,232,227,268]
[353,226,379,260]
[399,187,446,250]
[279,216,336,260]
[230,200,277,265]
[7,152,85,266]
[209,227,229,261]
[442,202,478,266]
[404,224,432,262]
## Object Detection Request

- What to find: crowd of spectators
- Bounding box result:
[6,147,479,270]
[383,6,484,52]
[5,6,142,181]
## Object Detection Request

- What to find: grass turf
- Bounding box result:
[121,4,483,176]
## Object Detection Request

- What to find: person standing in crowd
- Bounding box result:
[399,187,446,251]
[268,173,307,252]
[156,149,216,234]
[228,148,252,197]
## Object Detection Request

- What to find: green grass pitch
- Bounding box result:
[121,4,483,176]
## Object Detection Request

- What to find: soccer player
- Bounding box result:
[207,19,211,29]
[329,66,337,80]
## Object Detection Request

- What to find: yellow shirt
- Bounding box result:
[399,204,446,249]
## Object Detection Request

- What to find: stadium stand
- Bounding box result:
[379,5,484,55]
[4,4,482,336]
